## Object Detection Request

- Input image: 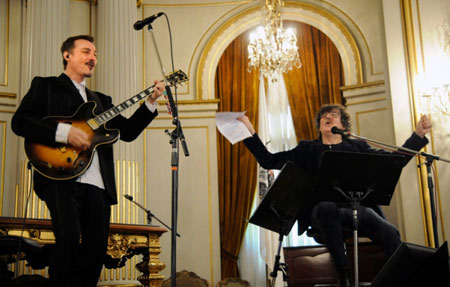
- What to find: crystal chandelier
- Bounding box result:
[248,0,302,79]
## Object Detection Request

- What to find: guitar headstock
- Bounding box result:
[166,70,188,87]
[162,70,188,116]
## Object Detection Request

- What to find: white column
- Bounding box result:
[17,0,70,220]
[21,0,70,93]
[96,0,140,100]
[96,0,143,226]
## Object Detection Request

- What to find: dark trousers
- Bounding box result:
[310,201,401,271]
[38,182,111,287]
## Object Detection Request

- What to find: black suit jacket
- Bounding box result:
[12,73,158,204]
[243,132,429,235]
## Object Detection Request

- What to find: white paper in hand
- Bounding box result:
[216,112,252,144]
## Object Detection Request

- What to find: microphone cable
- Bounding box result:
[161,13,177,107]
[161,13,189,156]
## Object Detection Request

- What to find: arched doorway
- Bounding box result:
[214,20,344,279]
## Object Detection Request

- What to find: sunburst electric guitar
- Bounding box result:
[25,70,188,180]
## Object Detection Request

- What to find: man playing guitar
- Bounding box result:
[12,35,165,287]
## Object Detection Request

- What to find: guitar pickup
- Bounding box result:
[87,118,99,130]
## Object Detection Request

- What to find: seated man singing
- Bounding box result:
[238,103,431,287]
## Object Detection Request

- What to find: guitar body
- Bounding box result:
[25,101,120,180]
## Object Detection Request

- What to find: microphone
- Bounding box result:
[123,194,181,237]
[164,86,190,157]
[165,86,178,118]
[124,194,153,225]
[331,126,350,136]
[133,12,164,30]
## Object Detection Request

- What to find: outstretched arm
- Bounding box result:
[237,115,303,170]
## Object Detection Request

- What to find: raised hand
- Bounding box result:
[237,115,256,135]
[415,114,432,138]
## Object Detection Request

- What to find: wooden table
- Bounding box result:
[0,217,167,287]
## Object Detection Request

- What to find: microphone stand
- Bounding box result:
[344,130,450,249]
[145,22,189,287]
[124,195,180,236]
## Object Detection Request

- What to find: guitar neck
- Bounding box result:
[89,85,156,128]
[86,70,187,131]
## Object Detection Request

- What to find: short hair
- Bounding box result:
[60,35,94,69]
[315,103,352,139]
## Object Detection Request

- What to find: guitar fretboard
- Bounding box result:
[85,70,187,131]
[92,86,154,126]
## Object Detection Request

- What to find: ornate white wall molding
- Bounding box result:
[197,1,374,102]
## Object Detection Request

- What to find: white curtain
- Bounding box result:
[238,202,269,287]
[239,74,273,287]
[258,73,285,287]
[266,71,318,247]
[239,72,317,287]
[266,72,297,152]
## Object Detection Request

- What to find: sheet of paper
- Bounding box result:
[216,112,252,144]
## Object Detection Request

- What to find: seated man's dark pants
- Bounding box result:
[38,182,111,287]
[310,201,401,271]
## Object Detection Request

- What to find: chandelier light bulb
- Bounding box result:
[247,0,302,79]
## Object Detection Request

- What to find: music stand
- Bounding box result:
[249,161,315,287]
[316,151,405,287]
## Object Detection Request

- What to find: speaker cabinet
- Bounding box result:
[371,241,450,286]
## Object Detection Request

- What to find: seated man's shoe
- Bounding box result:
[338,268,352,287]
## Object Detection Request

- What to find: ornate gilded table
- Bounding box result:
[0,217,167,287]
